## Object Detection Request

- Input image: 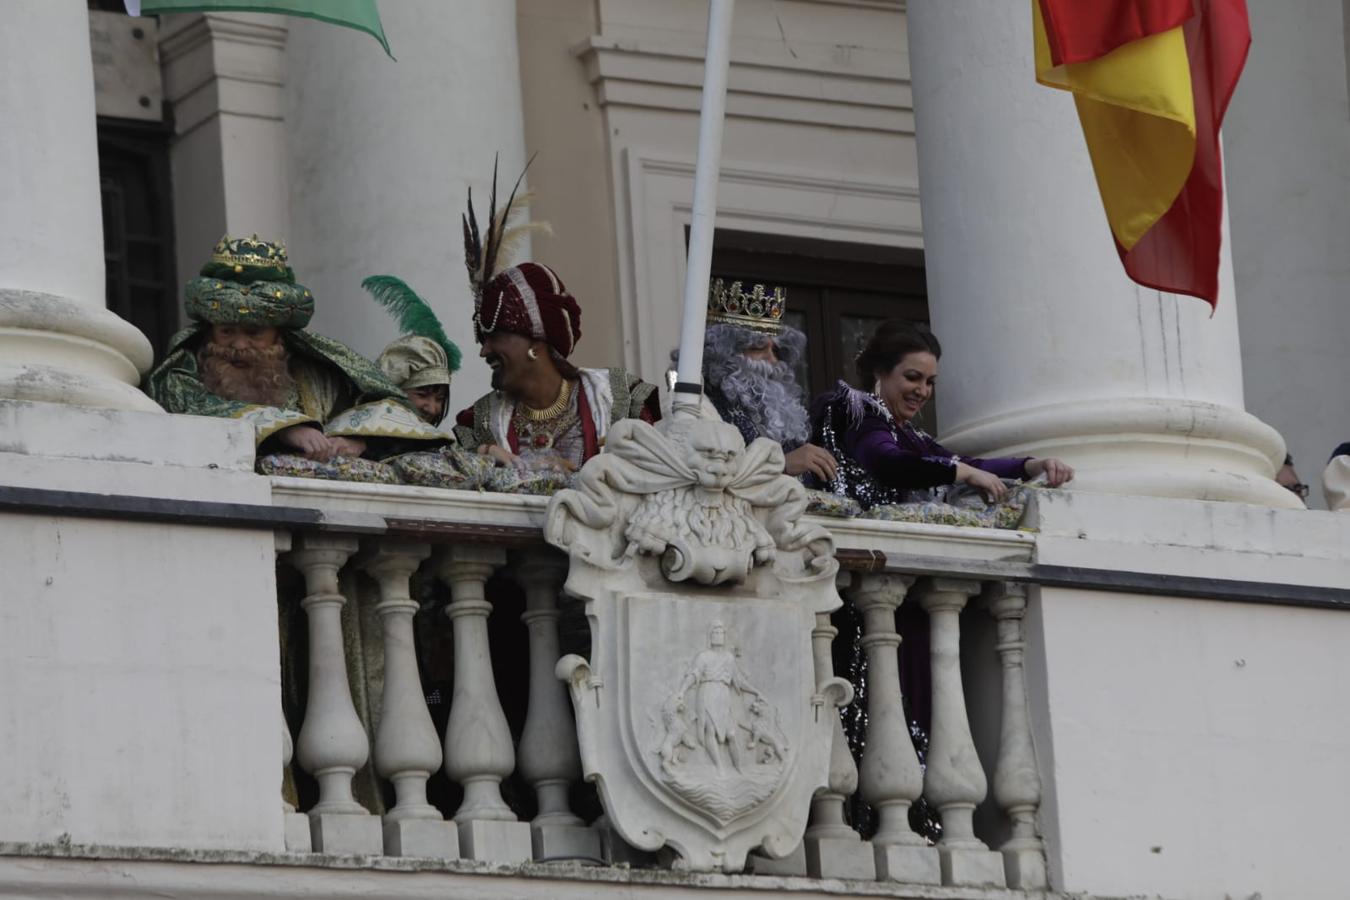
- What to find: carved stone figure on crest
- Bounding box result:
[548,408,850,872]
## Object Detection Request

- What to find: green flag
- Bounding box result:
[129,0,392,58]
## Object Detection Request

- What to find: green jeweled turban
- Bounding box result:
[183,234,315,329]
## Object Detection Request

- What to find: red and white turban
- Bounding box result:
[474,262,583,359]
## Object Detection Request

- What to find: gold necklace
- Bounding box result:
[521,378,574,421]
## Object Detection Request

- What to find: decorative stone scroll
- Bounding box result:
[546,412,850,872]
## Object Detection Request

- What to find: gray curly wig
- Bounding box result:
[672,323,811,446]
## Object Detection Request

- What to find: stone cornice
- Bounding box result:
[158,12,287,136]
[574,35,911,134]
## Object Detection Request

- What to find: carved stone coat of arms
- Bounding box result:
[546,411,851,872]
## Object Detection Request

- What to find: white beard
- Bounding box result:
[716,356,811,446]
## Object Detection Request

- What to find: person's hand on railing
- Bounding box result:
[784,443,838,482]
[477,443,518,468]
[1025,457,1074,487]
[956,462,1008,503]
[278,424,337,461]
[327,436,367,459]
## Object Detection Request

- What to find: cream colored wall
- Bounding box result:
[518,0,915,385]
[516,0,623,373]
[1025,490,1350,899]
[0,401,284,852]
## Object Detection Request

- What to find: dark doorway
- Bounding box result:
[97,117,178,359]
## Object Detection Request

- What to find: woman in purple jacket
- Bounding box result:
[810,319,1073,510]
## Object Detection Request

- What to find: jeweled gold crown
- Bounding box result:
[210,234,289,272]
[706,279,786,335]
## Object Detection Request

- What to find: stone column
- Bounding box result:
[853,574,940,885]
[158,12,291,284]
[0,1,156,411]
[514,551,600,861]
[986,583,1047,889]
[803,608,875,880]
[914,578,1005,888]
[905,1,1297,509]
[362,540,459,859]
[287,534,383,854]
[433,545,532,863]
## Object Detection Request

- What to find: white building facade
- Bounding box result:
[1,2,1349,898]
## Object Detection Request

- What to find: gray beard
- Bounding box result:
[716,356,811,446]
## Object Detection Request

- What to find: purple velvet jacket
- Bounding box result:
[809,382,1029,509]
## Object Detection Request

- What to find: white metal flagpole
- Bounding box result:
[671,0,736,415]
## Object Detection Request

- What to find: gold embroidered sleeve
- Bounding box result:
[325,399,449,443]
[237,405,321,446]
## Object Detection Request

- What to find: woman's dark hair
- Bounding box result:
[854,319,942,387]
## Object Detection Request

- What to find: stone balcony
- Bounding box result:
[2,399,1348,900]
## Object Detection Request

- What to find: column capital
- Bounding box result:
[431,544,507,585]
[285,534,358,570]
[914,577,981,612]
[357,539,431,580]
[984,582,1029,621]
[850,572,915,611]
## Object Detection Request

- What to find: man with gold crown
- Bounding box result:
[673,279,837,483]
[146,235,447,459]
[453,164,660,471]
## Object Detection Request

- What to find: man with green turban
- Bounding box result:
[146,235,446,460]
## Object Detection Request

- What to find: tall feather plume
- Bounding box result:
[474,153,545,285]
[489,189,553,275]
[463,153,550,336]
[474,155,502,297]
[361,275,462,372]
[462,188,483,297]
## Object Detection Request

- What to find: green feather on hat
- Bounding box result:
[364,275,462,392]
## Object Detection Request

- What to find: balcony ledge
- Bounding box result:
[267,476,1038,568]
[0,842,1110,900]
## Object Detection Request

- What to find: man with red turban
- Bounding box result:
[453,261,660,471]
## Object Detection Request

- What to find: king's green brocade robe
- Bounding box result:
[146,327,448,454]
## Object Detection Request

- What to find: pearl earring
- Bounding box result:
[527,347,539,361]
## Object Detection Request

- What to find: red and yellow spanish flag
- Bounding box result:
[1033,0,1251,308]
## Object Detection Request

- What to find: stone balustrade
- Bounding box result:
[268,477,1047,888]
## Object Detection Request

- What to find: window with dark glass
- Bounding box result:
[97,119,178,359]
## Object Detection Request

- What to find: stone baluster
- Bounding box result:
[986,583,1048,889]
[274,530,311,852]
[362,540,458,858]
[280,708,310,852]
[286,534,382,854]
[433,545,532,862]
[853,574,940,885]
[514,551,600,861]
[802,601,875,880]
[915,578,1005,887]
